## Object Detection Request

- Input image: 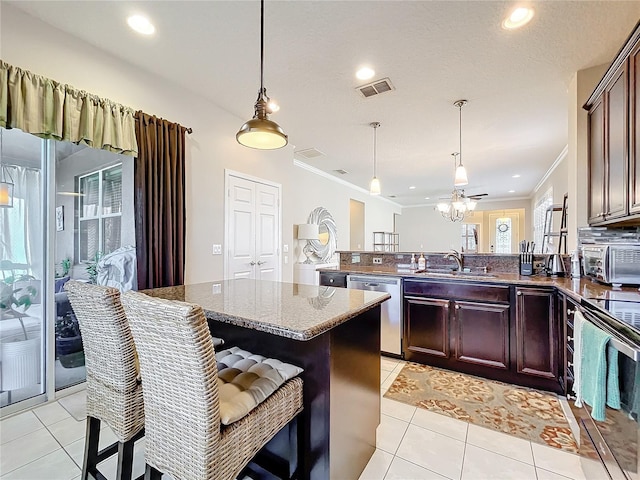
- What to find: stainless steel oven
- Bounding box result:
[570,301,640,480]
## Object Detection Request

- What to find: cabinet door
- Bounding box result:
[515,287,558,379]
[605,62,629,220]
[588,98,606,224]
[405,297,450,359]
[453,301,510,370]
[630,42,640,214]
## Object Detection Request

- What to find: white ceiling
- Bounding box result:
[7,1,640,206]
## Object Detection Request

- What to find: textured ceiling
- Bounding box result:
[7,1,640,206]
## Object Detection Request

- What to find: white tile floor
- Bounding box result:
[363,357,587,480]
[0,357,587,480]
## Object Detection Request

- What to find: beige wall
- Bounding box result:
[2,5,400,283]
[567,63,609,251]
[349,199,365,250]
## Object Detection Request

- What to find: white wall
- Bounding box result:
[2,5,400,283]
[398,199,531,253]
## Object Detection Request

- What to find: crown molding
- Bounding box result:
[532,145,568,195]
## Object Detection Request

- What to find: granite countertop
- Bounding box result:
[318,265,640,302]
[144,279,390,341]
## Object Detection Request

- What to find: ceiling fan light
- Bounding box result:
[369,176,381,196]
[467,199,477,211]
[452,200,466,211]
[454,165,468,186]
[437,202,450,213]
[236,117,288,149]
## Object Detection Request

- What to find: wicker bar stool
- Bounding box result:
[121,290,304,480]
[64,281,145,480]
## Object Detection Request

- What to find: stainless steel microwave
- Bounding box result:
[582,244,640,286]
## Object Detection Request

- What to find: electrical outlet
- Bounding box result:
[212,283,222,294]
[212,244,222,255]
[352,254,361,264]
[373,257,382,264]
[534,261,545,269]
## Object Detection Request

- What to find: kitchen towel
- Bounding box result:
[573,310,584,407]
[581,319,616,421]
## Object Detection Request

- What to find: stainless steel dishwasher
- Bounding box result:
[346,275,402,356]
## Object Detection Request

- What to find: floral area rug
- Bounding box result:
[384,362,578,453]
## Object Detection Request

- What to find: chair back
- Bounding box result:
[64,281,144,442]
[121,290,220,479]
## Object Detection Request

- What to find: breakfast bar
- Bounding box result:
[145,279,390,480]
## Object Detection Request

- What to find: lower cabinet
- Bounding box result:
[403,279,563,393]
[454,300,510,370]
[515,287,558,380]
[405,297,450,358]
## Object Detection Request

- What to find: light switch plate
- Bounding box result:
[283,244,289,253]
[212,244,222,255]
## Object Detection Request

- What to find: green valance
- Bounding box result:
[0,60,138,156]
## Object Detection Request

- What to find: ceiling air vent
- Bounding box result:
[333,169,349,175]
[295,148,325,159]
[356,77,395,98]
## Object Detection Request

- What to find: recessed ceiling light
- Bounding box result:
[512,174,521,178]
[127,14,155,35]
[409,186,416,190]
[356,67,375,81]
[424,197,430,200]
[502,7,534,30]
[508,189,516,193]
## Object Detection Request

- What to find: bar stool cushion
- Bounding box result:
[215,346,303,425]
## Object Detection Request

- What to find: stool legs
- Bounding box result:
[82,415,141,480]
[144,465,162,480]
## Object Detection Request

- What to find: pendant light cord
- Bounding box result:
[458,103,462,167]
[373,125,377,177]
[260,0,264,94]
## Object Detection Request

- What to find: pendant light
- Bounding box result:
[0,129,14,208]
[369,122,381,196]
[453,99,468,187]
[236,0,288,150]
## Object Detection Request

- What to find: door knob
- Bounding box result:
[257,260,266,265]
[250,261,256,266]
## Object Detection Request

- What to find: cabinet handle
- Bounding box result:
[568,362,574,367]
[517,291,522,296]
[455,304,460,310]
[257,260,266,265]
[567,336,574,342]
[444,303,449,309]
[567,309,575,316]
[249,261,256,266]
[567,394,575,400]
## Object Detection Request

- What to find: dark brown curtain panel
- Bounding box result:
[134,111,187,289]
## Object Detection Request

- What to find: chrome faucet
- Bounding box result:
[444,249,463,271]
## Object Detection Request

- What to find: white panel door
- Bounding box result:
[226,172,281,281]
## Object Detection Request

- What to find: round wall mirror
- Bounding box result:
[307,207,337,263]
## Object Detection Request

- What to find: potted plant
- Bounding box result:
[85,251,102,284]
[54,293,85,368]
[0,274,37,316]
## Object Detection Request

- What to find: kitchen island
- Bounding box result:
[145,279,390,480]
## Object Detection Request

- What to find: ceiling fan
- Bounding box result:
[467,192,488,200]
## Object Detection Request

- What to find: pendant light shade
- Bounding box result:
[236,0,288,150]
[453,100,468,186]
[454,153,468,187]
[369,122,381,196]
[369,177,381,196]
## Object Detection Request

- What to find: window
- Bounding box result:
[461,223,479,253]
[533,188,553,253]
[77,164,122,262]
[494,218,512,253]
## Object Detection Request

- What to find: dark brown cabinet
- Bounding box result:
[403,279,563,393]
[454,300,510,370]
[515,287,558,380]
[630,41,640,214]
[405,297,450,358]
[585,23,640,225]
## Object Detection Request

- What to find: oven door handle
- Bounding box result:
[577,306,640,361]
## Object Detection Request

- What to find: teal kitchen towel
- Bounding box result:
[581,320,611,421]
[606,345,620,410]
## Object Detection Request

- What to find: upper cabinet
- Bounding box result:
[585,22,640,226]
